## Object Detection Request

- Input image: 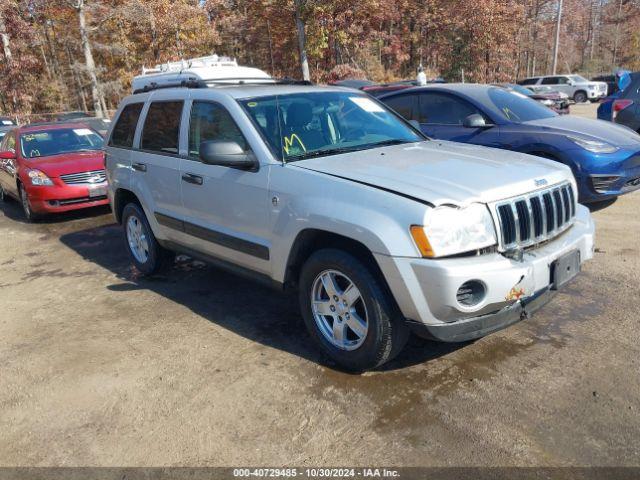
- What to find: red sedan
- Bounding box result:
[0,123,108,221]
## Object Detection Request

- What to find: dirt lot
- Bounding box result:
[1,103,640,467]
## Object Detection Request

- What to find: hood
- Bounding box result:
[293,141,571,206]
[22,151,104,178]
[525,115,640,147]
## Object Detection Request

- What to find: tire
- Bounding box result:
[573,91,587,103]
[122,202,173,276]
[19,183,40,222]
[298,249,409,372]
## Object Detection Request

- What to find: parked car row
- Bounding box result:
[1,56,638,372]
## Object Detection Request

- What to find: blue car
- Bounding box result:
[597,71,631,121]
[380,84,640,203]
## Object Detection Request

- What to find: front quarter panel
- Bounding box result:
[268,163,429,283]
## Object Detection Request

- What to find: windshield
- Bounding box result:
[239,91,423,161]
[20,127,103,158]
[570,75,588,83]
[487,88,557,122]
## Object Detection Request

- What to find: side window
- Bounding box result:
[188,101,248,159]
[383,94,417,120]
[557,76,570,85]
[541,77,559,85]
[418,93,483,125]
[109,103,143,148]
[140,101,184,154]
[520,78,538,86]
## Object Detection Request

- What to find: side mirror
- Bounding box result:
[408,119,421,130]
[0,150,16,160]
[199,141,257,170]
[463,114,492,129]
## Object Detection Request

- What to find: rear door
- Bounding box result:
[414,92,502,147]
[177,97,272,275]
[133,93,186,242]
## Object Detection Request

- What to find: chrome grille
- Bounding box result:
[60,169,106,185]
[495,183,576,250]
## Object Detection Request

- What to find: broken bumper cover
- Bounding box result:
[407,287,553,342]
[374,204,594,332]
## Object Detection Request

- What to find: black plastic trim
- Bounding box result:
[154,212,270,260]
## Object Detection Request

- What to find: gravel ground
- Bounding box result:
[1,103,639,467]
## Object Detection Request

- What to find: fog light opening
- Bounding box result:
[457,280,486,307]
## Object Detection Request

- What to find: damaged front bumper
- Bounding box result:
[374,204,594,340]
[406,287,553,342]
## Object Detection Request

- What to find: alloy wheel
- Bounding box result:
[126,214,150,264]
[310,269,369,351]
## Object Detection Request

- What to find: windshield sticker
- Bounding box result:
[283,134,306,155]
[349,96,385,113]
[73,128,94,136]
[247,102,258,108]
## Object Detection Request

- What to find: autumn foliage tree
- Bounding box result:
[0,0,638,118]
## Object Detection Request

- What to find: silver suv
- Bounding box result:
[105,69,595,371]
[519,74,607,103]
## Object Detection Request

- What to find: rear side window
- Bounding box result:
[109,103,143,148]
[520,78,538,85]
[141,101,184,154]
[383,94,418,120]
[188,101,248,159]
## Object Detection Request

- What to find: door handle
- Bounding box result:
[181,173,203,185]
[132,162,147,172]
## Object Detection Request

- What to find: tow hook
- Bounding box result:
[519,299,529,321]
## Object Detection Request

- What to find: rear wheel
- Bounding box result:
[122,202,173,275]
[573,91,587,103]
[19,184,40,222]
[299,249,409,372]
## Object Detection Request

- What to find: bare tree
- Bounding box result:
[294,0,310,81]
[70,0,104,117]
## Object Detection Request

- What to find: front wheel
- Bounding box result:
[573,91,587,103]
[122,202,173,276]
[19,184,40,222]
[299,249,409,372]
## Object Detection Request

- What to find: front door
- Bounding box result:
[178,99,271,276]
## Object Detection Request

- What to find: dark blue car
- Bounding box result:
[380,84,640,203]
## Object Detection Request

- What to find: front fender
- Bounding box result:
[268,166,428,283]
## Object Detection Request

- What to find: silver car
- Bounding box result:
[519,74,607,103]
[105,80,595,371]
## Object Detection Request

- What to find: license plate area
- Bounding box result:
[88,184,107,198]
[551,249,581,290]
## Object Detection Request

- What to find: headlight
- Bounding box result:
[541,99,555,106]
[410,203,497,258]
[27,169,54,186]
[566,135,618,154]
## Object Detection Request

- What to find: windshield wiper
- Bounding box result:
[286,139,412,162]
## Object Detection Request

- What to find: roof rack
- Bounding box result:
[132,54,276,93]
